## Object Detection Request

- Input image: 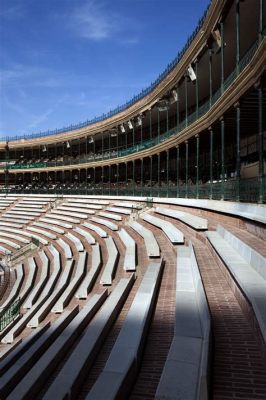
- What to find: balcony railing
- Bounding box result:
[1,33,263,172]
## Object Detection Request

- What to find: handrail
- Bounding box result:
[1,2,212,142]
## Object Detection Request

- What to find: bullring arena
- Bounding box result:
[0,0,266,399]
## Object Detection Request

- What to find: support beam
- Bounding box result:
[185,140,188,198]
[235,102,241,201]
[209,49,213,108]
[132,159,135,196]
[185,77,188,128]
[259,0,263,42]
[176,145,179,198]
[166,150,169,197]
[220,116,225,200]
[196,134,199,199]
[236,0,240,76]
[258,84,264,203]
[150,156,153,197]
[158,153,161,197]
[176,85,180,131]
[195,61,199,118]
[209,127,213,200]
[141,158,143,196]
[221,21,224,94]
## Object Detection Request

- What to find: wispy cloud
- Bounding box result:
[69,0,118,41]
[65,0,140,44]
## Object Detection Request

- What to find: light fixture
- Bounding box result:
[66,141,70,148]
[171,89,178,102]
[187,64,196,81]
[42,145,47,152]
[137,115,142,126]
[120,124,125,133]
[111,132,117,137]
[212,28,222,52]
[158,99,169,112]
[88,137,94,143]
[128,120,133,130]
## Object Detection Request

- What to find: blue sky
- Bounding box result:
[0,0,210,138]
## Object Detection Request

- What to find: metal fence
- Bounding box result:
[0,298,20,332]
[3,176,264,203]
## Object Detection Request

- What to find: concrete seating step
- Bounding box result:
[117,228,136,271]
[154,207,208,230]
[0,264,24,310]
[53,207,90,219]
[74,227,96,245]
[42,275,135,400]
[7,292,108,400]
[27,259,74,328]
[100,237,119,285]
[82,222,107,238]
[0,232,30,245]
[33,221,65,234]
[1,245,61,343]
[39,217,72,229]
[0,237,20,250]
[57,206,95,215]
[23,251,49,310]
[0,308,78,398]
[106,207,131,215]
[113,202,142,209]
[98,211,122,221]
[0,222,23,229]
[57,238,73,259]
[64,202,103,210]
[142,214,184,244]
[47,212,80,224]
[87,259,164,400]
[155,244,211,400]
[25,226,57,240]
[52,253,87,313]
[129,221,160,258]
[76,243,102,299]
[65,232,84,252]
[207,225,266,343]
[91,217,118,231]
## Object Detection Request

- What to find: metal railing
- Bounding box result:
[4,34,263,172]
[0,298,20,332]
[3,176,264,203]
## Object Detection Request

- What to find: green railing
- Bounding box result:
[8,162,47,170]
[0,298,20,332]
[4,176,264,203]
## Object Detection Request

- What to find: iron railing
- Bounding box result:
[0,298,20,332]
[2,176,264,203]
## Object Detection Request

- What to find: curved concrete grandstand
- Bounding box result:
[0,0,266,399]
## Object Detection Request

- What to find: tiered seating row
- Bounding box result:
[87,260,164,399]
[129,221,160,258]
[155,244,211,400]
[42,275,135,400]
[154,207,208,230]
[142,214,184,244]
[207,225,266,342]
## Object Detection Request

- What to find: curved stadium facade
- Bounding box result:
[0,0,266,399]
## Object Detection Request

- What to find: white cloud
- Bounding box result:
[70,0,118,41]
